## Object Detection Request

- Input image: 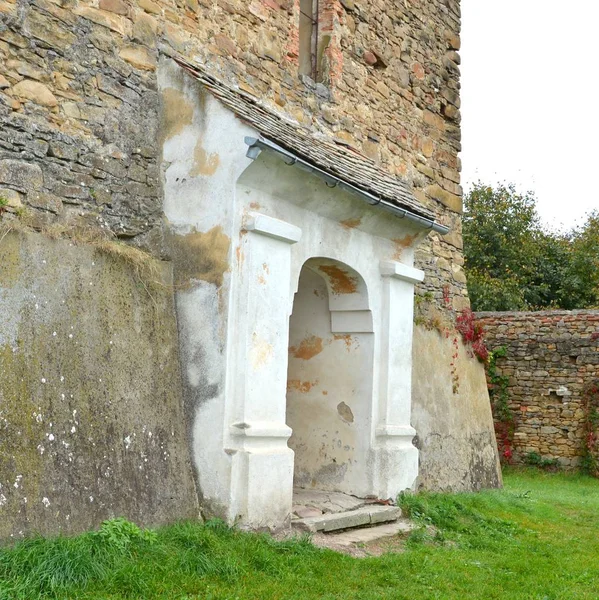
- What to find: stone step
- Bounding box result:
[292,505,401,533]
[314,520,417,547]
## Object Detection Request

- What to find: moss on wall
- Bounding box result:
[0,231,198,542]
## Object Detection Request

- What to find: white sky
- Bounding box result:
[460,0,599,231]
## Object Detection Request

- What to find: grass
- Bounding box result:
[1,469,599,599]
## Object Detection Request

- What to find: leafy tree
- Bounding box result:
[463,183,599,311]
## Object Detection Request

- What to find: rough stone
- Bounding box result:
[477,310,599,468]
[11,80,58,107]
[293,506,401,533]
[119,45,157,70]
[27,191,63,213]
[0,160,44,192]
[0,187,23,208]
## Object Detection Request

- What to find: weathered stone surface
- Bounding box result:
[119,45,157,70]
[24,9,77,50]
[99,0,130,16]
[292,505,323,519]
[293,506,401,533]
[0,160,44,192]
[313,520,416,548]
[0,187,23,208]
[426,184,462,213]
[412,325,502,492]
[0,231,199,541]
[74,6,133,36]
[27,191,63,213]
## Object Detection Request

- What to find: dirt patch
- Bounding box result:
[392,233,418,259]
[161,87,194,140]
[288,379,318,393]
[333,333,357,352]
[319,264,358,295]
[290,335,324,360]
[170,226,230,288]
[340,217,362,230]
[190,141,220,176]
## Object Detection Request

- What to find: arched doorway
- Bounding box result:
[286,258,374,498]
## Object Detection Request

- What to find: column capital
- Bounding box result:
[245,213,302,244]
[379,261,424,284]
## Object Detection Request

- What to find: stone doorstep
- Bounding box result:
[292,488,370,514]
[292,506,402,533]
[313,520,417,547]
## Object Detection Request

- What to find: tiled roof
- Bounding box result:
[176,58,434,221]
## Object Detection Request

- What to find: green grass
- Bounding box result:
[1,469,599,599]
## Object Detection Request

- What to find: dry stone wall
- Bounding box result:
[0,0,467,309]
[477,311,599,468]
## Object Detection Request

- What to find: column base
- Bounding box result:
[372,425,419,500]
[228,421,294,529]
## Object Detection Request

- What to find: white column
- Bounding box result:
[227,213,301,529]
[372,260,424,499]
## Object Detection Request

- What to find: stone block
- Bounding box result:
[0,160,44,192]
[0,187,23,208]
[24,9,77,50]
[119,45,157,70]
[12,80,58,107]
[426,184,462,213]
[27,191,63,213]
[99,0,129,15]
[74,6,133,36]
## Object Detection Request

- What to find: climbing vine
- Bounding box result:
[414,298,491,395]
[581,380,599,477]
[456,308,489,363]
[486,346,515,463]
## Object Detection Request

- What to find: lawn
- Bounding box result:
[1,468,599,599]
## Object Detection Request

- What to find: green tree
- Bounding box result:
[463,183,599,311]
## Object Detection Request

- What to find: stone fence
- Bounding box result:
[476,310,599,468]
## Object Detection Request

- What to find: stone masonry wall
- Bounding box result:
[477,311,599,468]
[0,0,467,310]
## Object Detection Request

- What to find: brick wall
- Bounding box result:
[477,311,599,468]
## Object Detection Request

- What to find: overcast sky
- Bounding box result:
[460,0,598,231]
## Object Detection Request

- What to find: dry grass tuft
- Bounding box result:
[0,215,165,297]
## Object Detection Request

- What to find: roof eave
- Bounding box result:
[245,136,450,235]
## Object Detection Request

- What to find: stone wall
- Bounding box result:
[0,230,199,541]
[477,311,599,468]
[0,0,467,308]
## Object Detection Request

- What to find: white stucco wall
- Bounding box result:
[287,265,375,497]
[159,58,425,528]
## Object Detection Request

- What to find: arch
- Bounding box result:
[295,257,373,334]
[286,257,375,497]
